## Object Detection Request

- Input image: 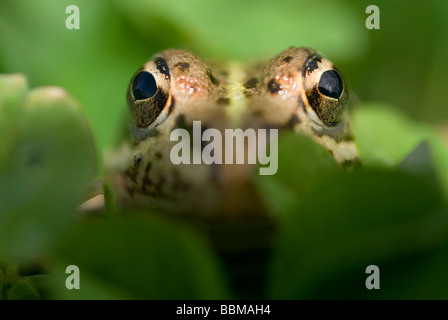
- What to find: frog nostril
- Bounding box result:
[132,71,157,100]
[318,70,343,99]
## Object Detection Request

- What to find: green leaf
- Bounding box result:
[0,0,156,151]
[268,169,447,299]
[114,0,367,62]
[255,132,339,216]
[367,243,448,299]
[0,77,97,260]
[50,215,231,299]
[115,0,367,60]
[353,103,448,200]
[6,275,50,300]
[0,73,28,168]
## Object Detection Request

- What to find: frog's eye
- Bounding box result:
[132,71,157,100]
[303,56,348,127]
[127,64,170,128]
[318,70,343,99]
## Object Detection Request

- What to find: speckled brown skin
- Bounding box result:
[109,48,359,220]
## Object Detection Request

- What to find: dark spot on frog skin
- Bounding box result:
[154,57,170,79]
[286,114,301,128]
[142,174,154,193]
[244,78,259,89]
[267,79,281,94]
[252,110,263,117]
[217,97,230,106]
[281,56,292,64]
[145,161,151,173]
[142,170,167,198]
[125,155,142,183]
[175,114,187,129]
[306,60,319,75]
[208,69,219,85]
[302,55,322,76]
[155,152,162,159]
[174,62,190,71]
[157,176,166,190]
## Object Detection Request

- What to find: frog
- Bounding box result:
[106,47,359,222]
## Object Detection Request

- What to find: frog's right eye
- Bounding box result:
[302,55,348,127]
[127,64,170,128]
[132,71,157,100]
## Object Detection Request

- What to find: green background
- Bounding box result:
[1,0,448,300]
[1,0,447,153]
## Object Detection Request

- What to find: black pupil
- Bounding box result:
[132,72,157,100]
[318,70,343,99]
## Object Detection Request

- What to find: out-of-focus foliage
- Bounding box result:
[1,0,447,154]
[0,74,96,260]
[50,216,231,300]
[0,0,448,300]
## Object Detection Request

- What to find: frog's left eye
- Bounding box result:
[318,70,343,99]
[132,71,157,100]
[303,56,348,127]
[127,61,171,128]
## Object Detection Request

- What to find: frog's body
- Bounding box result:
[108,47,358,220]
[103,47,360,297]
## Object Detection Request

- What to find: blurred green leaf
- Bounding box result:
[0,0,447,301]
[268,169,447,299]
[0,75,97,260]
[365,243,448,299]
[0,74,29,169]
[353,103,448,200]
[340,1,448,122]
[256,132,339,215]
[6,275,50,300]
[50,215,231,299]
[114,0,367,62]
[0,0,159,153]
